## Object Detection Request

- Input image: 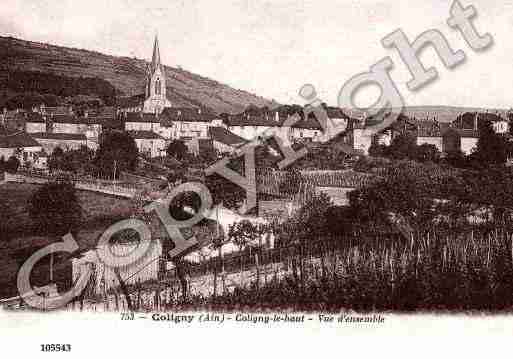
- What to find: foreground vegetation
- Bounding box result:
[201,229,513,312]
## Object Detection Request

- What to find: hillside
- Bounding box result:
[0,36,277,114]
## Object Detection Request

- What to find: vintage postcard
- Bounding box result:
[1,0,513,357]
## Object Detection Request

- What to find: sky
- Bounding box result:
[1,0,513,108]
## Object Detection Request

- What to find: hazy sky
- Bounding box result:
[1,0,513,108]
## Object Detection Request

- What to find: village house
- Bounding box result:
[457,129,480,155]
[32,149,48,170]
[30,132,87,154]
[208,126,247,154]
[26,113,102,150]
[319,107,351,142]
[33,104,74,116]
[160,107,215,140]
[348,111,423,155]
[123,112,161,133]
[24,112,47,133]
[117,94,145,114]
[352,116,380,155]
[415,119,447,152]
[450,112,506,155]
[353,111,511,156]
[127,130,166,158]
[224,106,330,144]
[0,126,42,166]
[1,109,28,132]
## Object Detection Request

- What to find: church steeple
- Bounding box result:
[143,33,171,114]
[151,34,161,72]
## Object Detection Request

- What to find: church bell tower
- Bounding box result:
[143,35,171,114]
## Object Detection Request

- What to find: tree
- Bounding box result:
[368,142,388,157]
[291,192,333,243]
[166,140,188,161]
[5,156,20,173]
[167,168,187,186]
[472,119,509,166]
[444,149,467,168]
[351,163,433,230]
[387,133,417,160]
[415,143,440,163]
[228,220,259,288]
[27,177,82,236]
[94,131,139,179]
[48,147,68,172]
[198,146,218,164]
[228,220,259,251]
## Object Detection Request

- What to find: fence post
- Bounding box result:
[263,250,268,286]
[255,253,260,289]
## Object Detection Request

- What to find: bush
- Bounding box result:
[415,143,440,162]
[5,156,20,173]
[166,140,189,161]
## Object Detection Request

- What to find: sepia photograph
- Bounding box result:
[1,0,513,356]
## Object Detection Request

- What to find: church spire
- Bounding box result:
[151,34,161,71]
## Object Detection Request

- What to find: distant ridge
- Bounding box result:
[0,36,278,114]
[346,105,512,123]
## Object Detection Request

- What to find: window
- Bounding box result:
[155,78,161,95]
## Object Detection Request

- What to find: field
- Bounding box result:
[0,182,134,299]
[0,182,133,239]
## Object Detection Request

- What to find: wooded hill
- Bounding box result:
[0,36,277,113]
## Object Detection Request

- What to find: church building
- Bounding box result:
[143,35,172,115]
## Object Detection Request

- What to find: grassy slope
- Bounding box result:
[0,36,277,114]
[0,182,134,299]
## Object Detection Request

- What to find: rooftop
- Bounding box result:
[127,130,165,140]
[0,128,41,148]
[209,126,247,147]
[160,107,217,125]
[30,132,87,141]
[124,112,161,123]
